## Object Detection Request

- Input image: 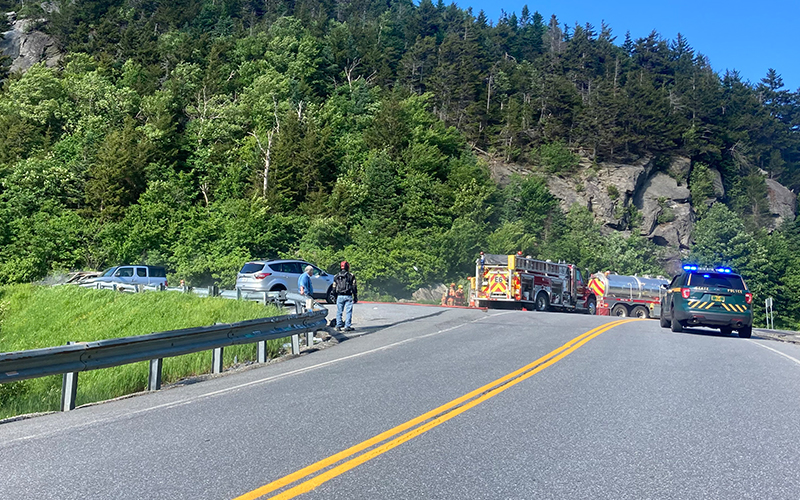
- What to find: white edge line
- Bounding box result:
[2,310,518,446]
[748,339,800,367]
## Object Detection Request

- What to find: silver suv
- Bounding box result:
[89,265,168,287]
[236,260,336,303]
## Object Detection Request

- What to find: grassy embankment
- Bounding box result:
[0,284,286,419]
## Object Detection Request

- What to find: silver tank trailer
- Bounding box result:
[604,274,668,300]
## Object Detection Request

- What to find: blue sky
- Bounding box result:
[454,0,800,91]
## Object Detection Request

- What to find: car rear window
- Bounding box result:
[149,267,166,278]
[687,273,746,289]
[240,263,265,274]
[283,262,303,274]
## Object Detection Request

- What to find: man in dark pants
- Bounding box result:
[334,261,358,332]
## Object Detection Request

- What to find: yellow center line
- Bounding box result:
[234,318,640,500]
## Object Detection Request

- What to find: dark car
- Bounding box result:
[660,265,753,338]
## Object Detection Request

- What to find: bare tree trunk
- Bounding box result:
[486,74,493,113]
[250,129,276,198]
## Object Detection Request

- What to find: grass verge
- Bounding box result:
[0,284,288,419]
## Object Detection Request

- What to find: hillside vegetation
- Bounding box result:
[0,285,283,418]
[0,0,798,326]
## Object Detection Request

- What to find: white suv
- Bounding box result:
[236,260,336,303]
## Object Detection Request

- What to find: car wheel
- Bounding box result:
[326,286,336,304]
[631,305,649,319]
[611,304,628,317]
[660,313,670,329]
[270,284,287,292]
[738,326,752,338]
[535,292,550,312]
[719,326,733,335]
[586,297,597,315]
[671,316,683,333]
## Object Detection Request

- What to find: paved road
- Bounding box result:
[2,305,800,499]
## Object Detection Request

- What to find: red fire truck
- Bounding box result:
[473,253,596,314]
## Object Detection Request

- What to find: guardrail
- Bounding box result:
[79,281,309,307]
[0,292,328,412]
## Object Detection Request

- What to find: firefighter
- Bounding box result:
[443,283,456,306]
[454,284,465,306]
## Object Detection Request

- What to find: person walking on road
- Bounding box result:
[333,261,357,332]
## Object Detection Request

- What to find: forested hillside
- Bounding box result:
[1,0,799,326]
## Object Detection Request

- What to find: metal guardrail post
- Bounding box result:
[236,288,242,301]
[61,341,79,412]
[291,335,300,355]
[148,359,163,391]
[262,291,268,305]
[257,341,267,363]
[306,332,313,347]
[212,347,224,373]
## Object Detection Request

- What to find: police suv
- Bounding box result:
[660,265,753,338]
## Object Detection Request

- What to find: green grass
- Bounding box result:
[0,284,288,419]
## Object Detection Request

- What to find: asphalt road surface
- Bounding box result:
[2,304,800,499]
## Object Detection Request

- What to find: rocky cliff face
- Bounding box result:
[0,13,61,73]
[492,154,796,271]
[766,179,797,228]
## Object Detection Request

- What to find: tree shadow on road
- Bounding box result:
[325,310,450,342]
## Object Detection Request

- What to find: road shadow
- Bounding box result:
[674,326,764,340]
[322,309,450,342]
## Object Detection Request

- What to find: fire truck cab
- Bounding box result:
[474,253,595,313]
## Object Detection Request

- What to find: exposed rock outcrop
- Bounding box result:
[547,156,655,229]
[668,156,691,184]
[0,13,61,74]
[489,153,796,261]
[634,172,693,248]
[766,179,797,227]
[412,284,448,304]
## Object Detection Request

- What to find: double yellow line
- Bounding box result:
[234,318,639,500]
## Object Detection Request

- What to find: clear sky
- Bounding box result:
[454,0,800,91]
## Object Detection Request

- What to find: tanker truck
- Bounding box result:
[586,272,669,318]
